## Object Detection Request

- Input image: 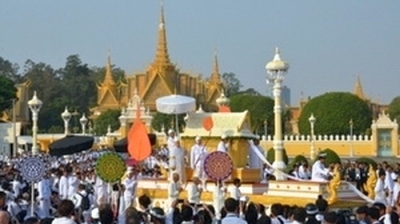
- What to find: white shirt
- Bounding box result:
[12,180,26,198]
[384,171,394,192]
[123,175,138,199]
[311,160,330,181]
[38,178,52,199]
[167,136,177,150]
[51,217,77,224]
[168,181,181,202]
[229,185,242,201]
[217,141,229,153]
[59,175,69,199]
[375,178,387,204]
[190,144,208,169]
[221,213,247,224]
[68,176,80,199]
[188,183,201,204]
[393,182,400,205]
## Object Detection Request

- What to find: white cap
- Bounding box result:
[195,136,201,142]
[221,134,227,139]
[174,137,180,143]
[168,129,175,134]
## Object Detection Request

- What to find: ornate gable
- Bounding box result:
[142,75,173,104]
[99,88,119,106]
[207,87,221,103]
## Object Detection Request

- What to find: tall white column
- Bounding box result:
[309,114,316,160]
[27,91,42,217]
[266,47,289,181]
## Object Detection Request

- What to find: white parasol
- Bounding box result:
[156,94,196,134]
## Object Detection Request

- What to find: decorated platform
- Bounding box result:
[135,179,368,209]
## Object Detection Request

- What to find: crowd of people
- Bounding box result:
[0,129,399,223]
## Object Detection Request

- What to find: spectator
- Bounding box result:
[0,210,10,224]
[221,197,247,224]
[292,207,307,224]
[270,203,285,224]
[355,205,369,224]
[99,204,114,224]
[323,212,337,224]
[367,207,380,224]
[149,207,165,224]
[52,199,76,224]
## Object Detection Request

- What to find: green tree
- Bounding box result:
[355,157,378,169]
[388,96,400,123]
[236,88,261,96]
[266,148,289,165]
[286,155,308,172]
[0,76,17,113]
[94,109,121,135]
[298,92,372,135]
[0,57,22,82]
[151,112,185,133]
[22,60,65,132]
[222,72,243,97]
[230,94,273,134]
[59,55,97,113]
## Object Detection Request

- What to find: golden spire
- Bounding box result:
[354,75,365,100]
[210,49,221,84]
[102,51,116,86]
[151,1,172,69]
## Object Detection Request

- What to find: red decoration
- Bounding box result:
[219,105,231,113]
[127,104,151,162]
[202,116,214,131]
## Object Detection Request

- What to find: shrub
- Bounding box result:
[287,155,309,172]
[266,148,289,165]
[355,157,378,170]
[315,148,341,165]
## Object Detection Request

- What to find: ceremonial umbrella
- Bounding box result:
[155,94,196,134]
[113,133,157,153]
[49,135,94,157]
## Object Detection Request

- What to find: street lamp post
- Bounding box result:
[350,119,354,158]
[266,47,289,180]
[61,107,72,136]
[27,91,42,216]
[80,113,88,135]
[309,114,316,160]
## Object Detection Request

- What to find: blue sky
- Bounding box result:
[1,1,399,104]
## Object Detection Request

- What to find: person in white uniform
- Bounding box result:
[38,172,52,218]
[167,129,178,150]
[248,138,265,181]
[168,173,183,208]
[217,134,229,153]
[190,136,208,189]
[311,153,331,182]
[188,176,202,205]
[123,167,139,208]
[169,138,186,183]
[375,170,388,204]
[228,178,242,201]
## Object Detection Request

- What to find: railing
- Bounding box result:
[261,134,372,141]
